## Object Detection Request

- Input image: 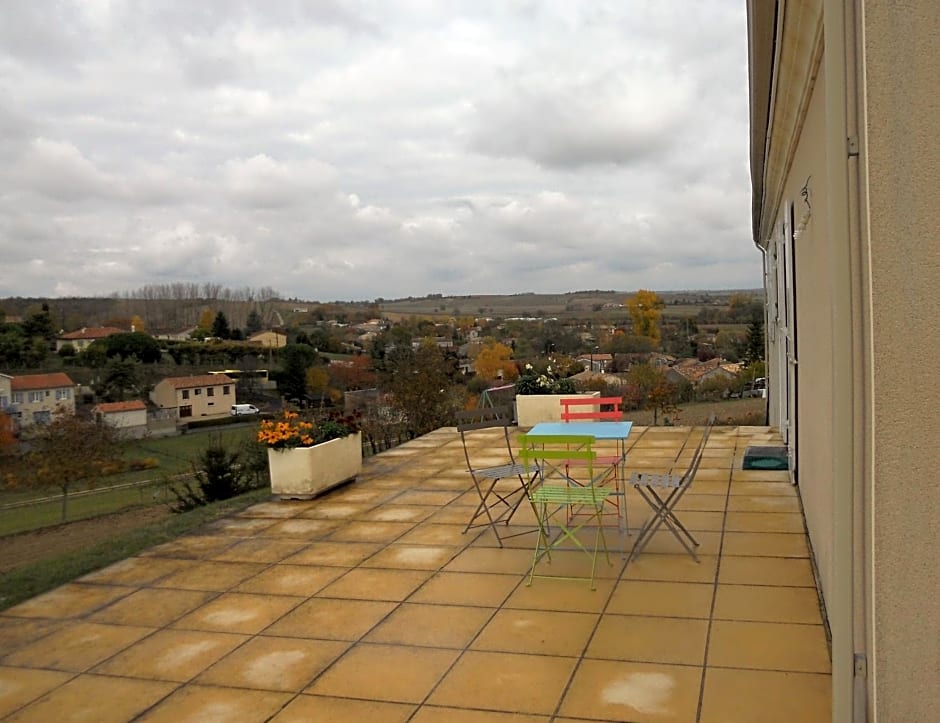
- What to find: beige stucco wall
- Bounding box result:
[861,3,940,719]
[777,73,837,602]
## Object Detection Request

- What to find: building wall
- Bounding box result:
[12,387,75,426]
[862,3,940,718]
[151,380,233,419]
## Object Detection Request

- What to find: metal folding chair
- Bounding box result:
[456,405,539,547]
[518,433,613,589]
[628,415,716,563]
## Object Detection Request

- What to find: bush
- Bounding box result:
[170,436,253,512]
[127,457,159,471]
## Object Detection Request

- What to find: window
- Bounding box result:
[223,386,230,395]
[56,389,71,401]
[195,388,202,396]
[179,405,193,418]
[32,410,51,425]
[207,387,214,397]
[182,389,190,400]
[29,391,43,403]
[12,392,23,404]
[0,396,8,408]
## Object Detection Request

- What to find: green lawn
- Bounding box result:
[0,426,259,536]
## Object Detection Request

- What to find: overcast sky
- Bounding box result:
[0,0,757,302]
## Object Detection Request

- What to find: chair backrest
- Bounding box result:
[517,433,597,479]
[456,405,516,471]
[560,396,624,422]
[679,413,717,484]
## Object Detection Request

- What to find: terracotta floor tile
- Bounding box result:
[141,534,238,559]
[135,684,291,722]
[622,554,719,584]
[238,500,313,518]
[728,482,794,496]
[265,598,396,641]
[282,540,382,566]
[359,504,437,523]
[5,674,176,723]
[259,518,341,539]
[424,506,478,524]
[410,571,521,607]
[196,635,348,691]
[360,544,458,571]
[235,564,345,596]
[411,707,548,722]
[722,532,809,558]
[726,495,802,513]
[0,618,63,654]
[731,470,791,483]
[170,592,303,634]
[673,494,727,512]
[708,620,831,673]
[154,561,267,591]
[503,576,615,613]
[307,643,459,704]
[700,667,831,722]
[472,608,598,656]
[0,666,72,718]
[635,530,722,557]
[270,694,416,722]
[3,583,135,619]
[718,555,816,587]
[427,650,577,715]
[397,523,478,546]
[365,603,492,648]
[203,516,280,535]
[713,584,823,624]
[298,502,375,520]
[317,568,432,601]
[90,588,216,627]
[326,520,416,543]
[558,659,702,722]
[77,556,187,586]
[444,547,537,575]
[93,629,249,682]
[607,580,713,619]
[587,615,708,666]
[725,511,806,533]
[4,621,153,672]
[209,537,308,563]
[392,489,464,506]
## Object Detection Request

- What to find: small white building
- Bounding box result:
[92,399,148,439]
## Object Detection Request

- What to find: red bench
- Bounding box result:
[560,396,624,422]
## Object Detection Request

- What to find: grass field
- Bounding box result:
[626,397,767,427]
[0,426,258,536]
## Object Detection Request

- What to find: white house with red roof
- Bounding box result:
[92,399,148,438]
[56,326,126,352]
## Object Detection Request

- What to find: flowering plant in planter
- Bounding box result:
[258,410,360,449]
[514,363,577,395]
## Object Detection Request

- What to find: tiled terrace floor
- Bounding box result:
[0,424,831,722]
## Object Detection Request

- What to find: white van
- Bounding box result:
[230,404,260,416]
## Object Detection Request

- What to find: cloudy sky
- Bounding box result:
[0,0,757,301]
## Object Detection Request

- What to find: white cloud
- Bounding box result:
[0,0,757,301]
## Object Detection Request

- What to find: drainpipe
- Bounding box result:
[824,0,867,720]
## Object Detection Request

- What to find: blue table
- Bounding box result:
[527,421,633,549]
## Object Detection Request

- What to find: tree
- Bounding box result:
[473,341,516,381]
[244,309,263,336]
[94,358,142,402]
[22,304,55,340]
[10,413,121,521]
[170,436,252,512]
[104,332,162,363]
[384,342,455,437]
[278,343,318,400]
[744,318,766,365]
[211,311,232,340]
[626,289,665,345]
[193,308,216,339]
[130,314,146,333]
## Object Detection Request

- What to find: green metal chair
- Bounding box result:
[518,433,613,589]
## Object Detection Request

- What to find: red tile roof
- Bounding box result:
[160,374,234,389]
[93,400,147,414]
[11,373,75,391]
[58,326,126,340]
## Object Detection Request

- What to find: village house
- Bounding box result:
[92,399,148,439]
[150,374,235,421]
[55,326,125,352]
[3,372,76,427]
[247,330,287,348]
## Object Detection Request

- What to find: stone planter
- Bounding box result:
[514,392,600,427]
[267,432,362,499]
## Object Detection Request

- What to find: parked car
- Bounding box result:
[742,377,767,398]
[230,404,260,416]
